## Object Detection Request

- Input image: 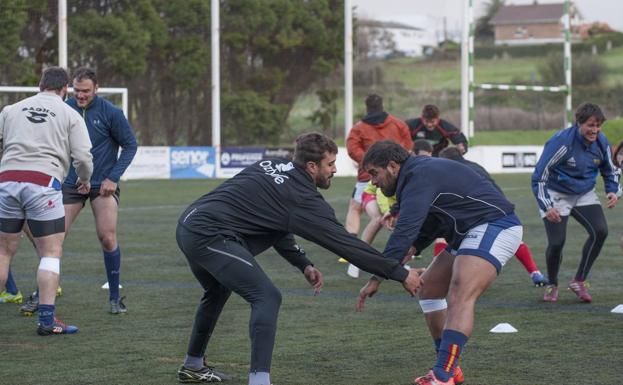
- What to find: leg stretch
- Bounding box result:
[543,217,569,286]
[570,205,608,281]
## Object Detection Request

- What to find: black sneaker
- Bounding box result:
[37,317,79,335]
[110,296,127,314]
[177,365,231,383]
[20,293,39,316]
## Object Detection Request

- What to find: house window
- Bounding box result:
[514,26,527,38]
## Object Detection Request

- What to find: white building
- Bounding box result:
[358,19,438,58]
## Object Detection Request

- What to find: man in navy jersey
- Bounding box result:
[58,67,136,314]
[357,141,522,385]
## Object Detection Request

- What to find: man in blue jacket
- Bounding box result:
[532,102,619,303]
[60,67,136,314]
[357,141,522,385]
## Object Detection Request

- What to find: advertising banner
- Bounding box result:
[218,146,265,178]
[121,146,170,180]
[170,147,216,179]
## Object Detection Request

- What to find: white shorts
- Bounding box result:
[539,188,600,218]
[0,181,65,222]
[457,213,523,273]
[351,181,369,204]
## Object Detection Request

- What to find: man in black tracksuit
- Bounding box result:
[175,133,422,385]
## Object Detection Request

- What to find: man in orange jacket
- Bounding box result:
[343,94,412,272]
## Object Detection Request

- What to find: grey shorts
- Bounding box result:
[0,181,65,236]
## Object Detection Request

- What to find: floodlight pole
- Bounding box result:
[564,0,572,127]
[58,0,67,68]
[211,0,221,177]
[344,0,353,139]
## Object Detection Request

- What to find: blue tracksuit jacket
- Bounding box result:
[64,95,137,187]
[531,125,620,212]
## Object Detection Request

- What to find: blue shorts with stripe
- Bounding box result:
[456,213,523,273]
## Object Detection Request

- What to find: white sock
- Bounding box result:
[249,371,270,385]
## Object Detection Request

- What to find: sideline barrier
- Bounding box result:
[121,145,544,180]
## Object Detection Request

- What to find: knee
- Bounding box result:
[98,232,117,251]
[593,224,608,242]
[547,238,566,253]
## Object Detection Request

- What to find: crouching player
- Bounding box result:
[357,141,522,385]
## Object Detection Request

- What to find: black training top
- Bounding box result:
[178,158,409,282]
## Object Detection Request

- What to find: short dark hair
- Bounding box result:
[412,139,433,155]
[294,132,338,167]
[363,140,410,169]
[421,104,440,120]
[575,102,605,125]
[365,94,384,114]
[72,67,98,86]
[438,146,464,161]
[39,67,69,92]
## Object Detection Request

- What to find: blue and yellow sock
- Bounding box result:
[433,329,468,382]
[103,247,121,301]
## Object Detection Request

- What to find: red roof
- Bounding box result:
[490,3,566,25]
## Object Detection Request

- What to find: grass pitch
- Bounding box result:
[1,176,622,385]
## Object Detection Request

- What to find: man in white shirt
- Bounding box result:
[0,66,93,335]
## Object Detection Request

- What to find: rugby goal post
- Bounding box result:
[461,0,573,138]
[0,86,128,117]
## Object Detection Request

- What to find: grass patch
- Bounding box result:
[2,177,623,384]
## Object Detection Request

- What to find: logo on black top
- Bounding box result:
[22,107,56,124]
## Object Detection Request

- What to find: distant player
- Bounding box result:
[0,66,93,335]
[406,104,467,156]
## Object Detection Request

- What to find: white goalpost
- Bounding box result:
[0,86,129,117]
[461,0,573,138]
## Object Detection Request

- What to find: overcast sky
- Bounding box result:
[353,0,623,37]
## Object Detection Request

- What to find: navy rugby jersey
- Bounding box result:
[383,156,516,262]
[179,158,409,282]
[531,125,620,212]
[64,95,137,187]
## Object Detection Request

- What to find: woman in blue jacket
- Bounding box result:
[531,103,620,303]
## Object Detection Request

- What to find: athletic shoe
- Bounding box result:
[413,370,455,385]
[37,317,79,335]
[568,279,592,302]
[177,365,231,383]
[19,287,63,316]
[20,293,39,316]
[530,271,548,287]
[543,285,558,302]
[110,296,127,314]
[453,366,464,385]
[0,290,23,304]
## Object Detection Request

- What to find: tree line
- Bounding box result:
[0,0,345,146]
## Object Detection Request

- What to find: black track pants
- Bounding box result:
[176,225,282,373]
[543,204,608,285]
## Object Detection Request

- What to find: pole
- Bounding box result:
[58,0,67,68]
[461,0,473,138]
[344,0,353,139]
[564,0,572,127]
[211,0,221,177]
